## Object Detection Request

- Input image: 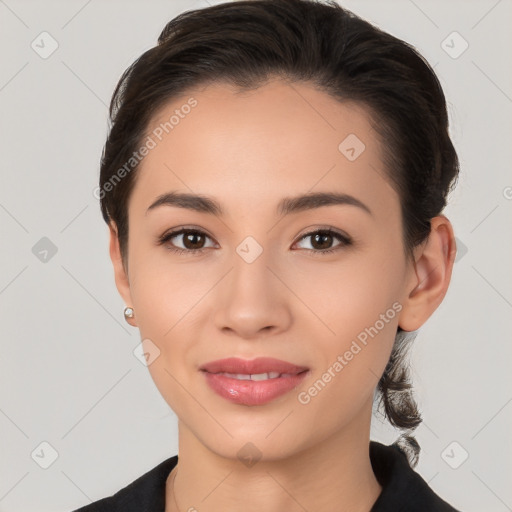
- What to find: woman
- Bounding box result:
[75,0,460,510]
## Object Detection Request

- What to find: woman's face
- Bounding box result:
[114,79,419,460]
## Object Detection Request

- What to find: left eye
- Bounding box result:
[293,229,352,254]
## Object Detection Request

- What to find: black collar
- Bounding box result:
[369,441,460,511]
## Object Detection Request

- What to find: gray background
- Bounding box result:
[0,0,511,510]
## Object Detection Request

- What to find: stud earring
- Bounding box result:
[124,307,135,322]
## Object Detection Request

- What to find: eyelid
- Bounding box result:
[295,225,351,242]
[157,225,218,248]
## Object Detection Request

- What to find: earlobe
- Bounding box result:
[398,216,457,332]
[108,223,137,327]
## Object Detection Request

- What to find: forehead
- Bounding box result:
[132,79,397,216]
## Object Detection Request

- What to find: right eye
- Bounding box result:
[158,228,217,256]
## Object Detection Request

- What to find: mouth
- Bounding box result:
[200,357,310,406]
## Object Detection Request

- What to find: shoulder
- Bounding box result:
[70,455,178,512]
[370,441,461,511]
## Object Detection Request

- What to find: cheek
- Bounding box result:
[292,247,404,404]
[126,247,214,401]
[129,270,201,415]
[288,239,404,337]
[127,237,214,336]
[297,292,400,434]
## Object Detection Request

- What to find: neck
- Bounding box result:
[165,400,381,512]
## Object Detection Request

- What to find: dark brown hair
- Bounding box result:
[98,0,459,466]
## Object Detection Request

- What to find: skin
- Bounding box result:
[108,78,456,512]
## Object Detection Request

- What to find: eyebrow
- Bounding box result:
[145,191,372,217]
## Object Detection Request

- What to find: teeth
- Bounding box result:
[252,372,280,381]
[219,371,284,380]
[223,373,251,380]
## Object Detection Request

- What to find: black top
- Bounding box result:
[72,441,460,511]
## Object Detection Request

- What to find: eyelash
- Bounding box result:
[157,227,352,257]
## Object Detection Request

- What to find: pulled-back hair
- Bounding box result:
[98,0,459,467]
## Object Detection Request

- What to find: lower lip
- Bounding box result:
[202,371,309,406]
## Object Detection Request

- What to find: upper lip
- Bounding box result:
[200,357,309,375]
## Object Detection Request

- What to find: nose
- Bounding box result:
[212,248,292,340]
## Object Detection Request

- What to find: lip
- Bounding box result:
[200,357,310,406]
[200,357,309,375]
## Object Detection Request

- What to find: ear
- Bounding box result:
[398,215,457,332]
[108,222,137,327]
